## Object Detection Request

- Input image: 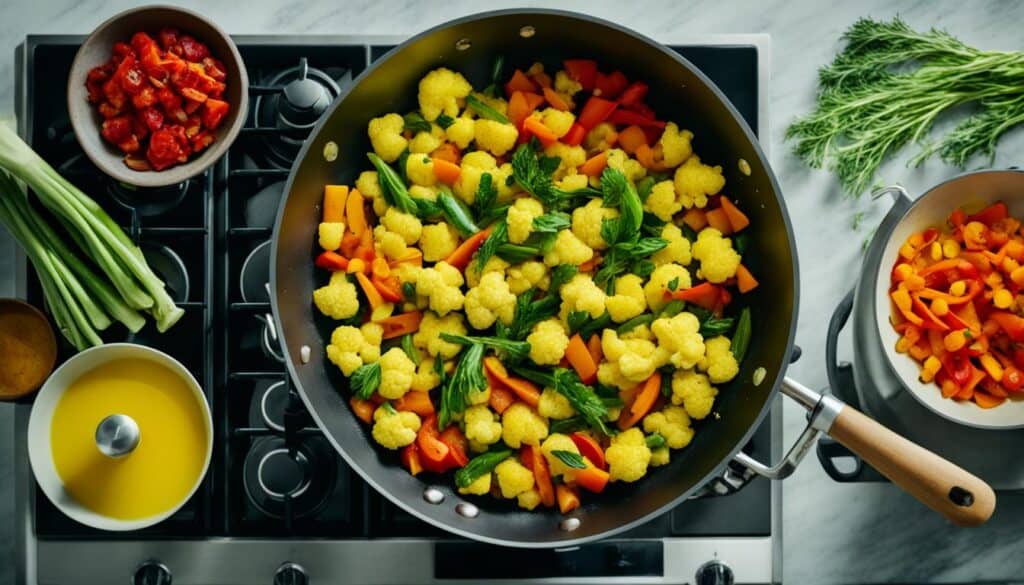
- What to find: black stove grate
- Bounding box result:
[23,36,770,541]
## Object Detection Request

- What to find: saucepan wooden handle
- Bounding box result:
[829,405,996,527]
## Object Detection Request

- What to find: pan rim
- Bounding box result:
[271,7,800,548]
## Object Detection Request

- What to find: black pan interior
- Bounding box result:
[272,9,798,547]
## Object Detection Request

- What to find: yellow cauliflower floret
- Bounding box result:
[544,229,594,266]
[643,180,681,222]
[507,197,545,244]
[606,274,647,323]
[672,369,718,420]
[471,92,508,116]
[446,115,476,149]
[371,407,421,449]
[382,208,422,244]
[557,173,589,192]
[644,263,692,311]
[544,143,587,180]
[554,70,582,96]
[418,67,472,121]
[318,222,345,251]
[527,318,569,366]
[517,489,542,510]
[414,311,467,359]
[465,256,509,288]
[501,402,549,448]
[621,323,653,341]
[571,198,619,250]
[540,433,581,476]
[465,271,517,330]
[652,312,705,369]
[657,122,695,168]
[411,358,441,392]
[453,151,511,203]
[405,153,437,187]
[409,184,438,201]
[419,222,461,262]
[458,473,492,496]
[464,404,503,447]
[367,113,407,163]
[474,119,518,156]
[702,336,740,383]
[356,170,388,216]
[415,261,465,315]
[600,329,670,385]
[674,155,724,209]
[541,108,576,138]
[650,447,670,466]
[692,227,741,284]
[559,273,606,319]
[409,124,445,154]
[506,261,549,294]
[584,122,617,152]
[605,428,652,483]
[606,148,647,183]
[537,388,576,420]
[652,224,692,266]
[377,347,416,399]
[597,361,632,391]
[643,405,695,450]
[494,458,535,498]
[326,323,382,376]
[313,272,360,320]
[373,225,409,260]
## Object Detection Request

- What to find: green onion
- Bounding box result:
[616,314,654,335]
[367,152,417,214]
[699,316,736,337]
[435,114,456,129]
[466,95,510,124]
[438,343,486,429]
[455,448,512,488]
[402,112,432,134]
[440,332,530,362]
[401,334,421,366]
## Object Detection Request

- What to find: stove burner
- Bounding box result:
[248,380,288,431]
[243,436,336,519]
[108,180,190,218]
[255,58,343,168]
[244,181,286,228]
[141,243,189,302]
[240,241,272,303]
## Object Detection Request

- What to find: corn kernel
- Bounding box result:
[1011,266,1024,287]
[895,336,913,353]
[893,263,914,282]
[904,273,926,291]
[899,243,916,260]
[949,280,967,296]
[931,298,949,316]
[964,221,987,246]
[929,241,942,261]
[979,353,1003,382]
[908,342,931,361]
[943,330,967,352]
[920,355,942,383]
[942,239,960,258]
[908,233,925,248]
[1006,239,1024,261]
[986,272,1004,288]
[1003,257,1020,274]
[994,288,1014,309]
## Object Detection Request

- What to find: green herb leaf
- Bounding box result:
[680,223,698,242]
[667,276,680,291]
[440,332,531,362]
[636,176,657,202]
[641,212,666,237]
[731,307,752,361]
[401,333,421,366]
[578,312,613,340]
[510,143,592,210]
[734,232,751,255]
[402,281,417,302]
[438,343,487,429]
[475,218,508,271]
[455,448,512,488]
[567,310,591,336]
[482,55,506,99]
[350,362,382,400]
[402,112,432,134]
[645,433,666,449]
[472,173,498,223]
[532,212,572,233]
[466,94,511,124]
[367,153,419,216]
[658,299,686,318]
[659,367,674,398]
[699,316,736,337]
[549,416,588,434]
[438,192,480,236]
[630,259,656,279]
[435,114,455,129]
[552,368,612,435]
[551,449,587,469]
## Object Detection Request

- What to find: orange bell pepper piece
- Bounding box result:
[682,209,708,232]
[530,445,556,507]
[349,397,376,424]
[354,271,385,310]
[431,157,462,185]
[394,390,435,417]
[617,125,647,154]
[569,432,606,470]
[323,184,348,223]
[617,372,661,431]
[444,227,492,271]
[483,357,540,407]
[736,264,759,293]
[345,189,367,236]
[400,443,424,476]
[522,116,558,147]
[704,208,733,235]
[572,461,610,494]
[719,196,750,232]
[565,334,598,384]
[555,484,581,514]
[377,311,423,339]
[579,151,608,178]
[542,87,571,111]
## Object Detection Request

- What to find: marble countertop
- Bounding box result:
[3,0,1024,583]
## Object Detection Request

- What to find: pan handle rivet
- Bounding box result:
[423,487,445,505]
[559,517,581,532]
[455,38,472,51]
[455,502,479,518]
[519,26,536,38]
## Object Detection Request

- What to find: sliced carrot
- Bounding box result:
[350,397,375,424]
[522,116,558,147]
[388,248,423,268]
[736,264,759,293]
[586,334,603,365]
[377,310,423,338]
[572,462,610,493]
[523,91,546,111]
[974,391,1006,409]
[484,356,541,407]
[579,151,608,178]
[719,196,751,232]
[432,157,461,185]
[346,257,366,274]
[617,372,661,430]
[504,69,537,95]
[682,208,708,232]
[371,257,391,279]
[508,91,541,127]
[531,445,556,507]
[488,384,516,414]
[483,356,509,379]
[372,275,403,303]
[634,143,667,171]
[617,125,647,154]
[394,390,435,417]
[531,70,553,89]
[340,232,361,257]
[345,189,367,236]
[555,484,580,514]
[565,334,598,384]
[577,253,602,273]
[444,227,492,271]
[705,208,733,235]
[569,432,606,470]
[542,87,570,111]
[323,184,349,223]
[355,271,385,310]
[431,143,461,165]
[400,443,424,476]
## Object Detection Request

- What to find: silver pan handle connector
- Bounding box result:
[95,414,140,458]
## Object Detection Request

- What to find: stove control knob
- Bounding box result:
[274,562,308,585]
[695,560,734,585]
[133,561,172,585]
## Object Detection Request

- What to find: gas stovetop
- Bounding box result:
[13,33,778,585]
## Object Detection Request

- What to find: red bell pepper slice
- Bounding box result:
[563,59,598,90]
[990,311,1024,343]
[1002,365,1024,393]
[594,71,628,99]
[416,416,453,473]
[562,123,587,147]
[617,81,649,107]
[315,250,350,272]
[400,443,424,476]
[967,201,1008,226]
[669,282,722,311]
[569,433,606,470]
[438,426,470,468]
[577,96,618,130]
[911,295,950,332]
[607,108,666,129]
[941,351,973,387]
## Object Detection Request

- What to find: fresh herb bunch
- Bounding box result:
[595,168,666,289]
[438,342,487,429]
[511,141,600,210]
[497,265,578,341]
[786,17,1024,196]
[440,332,531,362]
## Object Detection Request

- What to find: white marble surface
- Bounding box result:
[3,0,1024,583]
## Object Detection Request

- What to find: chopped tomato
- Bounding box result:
[577,96,617,130]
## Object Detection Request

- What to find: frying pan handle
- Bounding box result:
[770,377,996,527]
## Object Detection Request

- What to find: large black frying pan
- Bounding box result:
[272,10,995,547]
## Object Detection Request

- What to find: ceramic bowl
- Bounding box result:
[27,343,213,530]
[874,170,1024,429]
[67,5,248,188]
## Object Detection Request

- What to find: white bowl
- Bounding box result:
[874,170,1024,430]
[27,343,212,531]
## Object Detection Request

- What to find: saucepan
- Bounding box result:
[271,9,996,547]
